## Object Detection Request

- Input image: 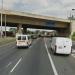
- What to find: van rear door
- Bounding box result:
[56,38,72,53]
[63,38,72,52]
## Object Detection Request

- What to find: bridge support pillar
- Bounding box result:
[23,27,27,34]
[17,24,22,34]
[70,20,75,39]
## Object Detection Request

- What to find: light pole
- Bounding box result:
[5,14,6,38]
[1,0,3,38]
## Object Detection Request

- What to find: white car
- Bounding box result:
[16,34,32,48]
[51,37,72,55]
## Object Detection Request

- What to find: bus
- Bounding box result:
[16,34,32,48]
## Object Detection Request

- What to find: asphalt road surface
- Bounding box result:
[0,38,75,75]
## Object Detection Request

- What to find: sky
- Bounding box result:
[0,0,75,19]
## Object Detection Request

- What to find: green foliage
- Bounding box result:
[9,28,16,33]
[72,32,75,40]
[27,30,35,34]
[72,37,75,40]
[72,32,75,36]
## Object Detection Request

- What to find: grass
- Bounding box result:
[72,37,75,41]
[0,37,15,46]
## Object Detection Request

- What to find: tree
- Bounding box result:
[9,28,17,35]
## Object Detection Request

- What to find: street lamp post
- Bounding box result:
[5,14,6,38]
[1,0,3,38]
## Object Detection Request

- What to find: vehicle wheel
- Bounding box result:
[50,47,52,50]
[17,46,19,49]
[71,48,72,53]
[66,54,70,56]
[54,46,57,54]
[27,45,30,48]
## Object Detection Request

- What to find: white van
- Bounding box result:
[16,34,32,48]
[51,37,72,55]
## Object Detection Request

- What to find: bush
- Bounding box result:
[72,32,75,40]
[72,32,75,37]
[72,37,75,40]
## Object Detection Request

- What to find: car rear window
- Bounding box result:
[18,36,21,40]
[22,36,26,40]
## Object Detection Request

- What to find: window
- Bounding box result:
[22,36,26,40]
[18,36,21,40]
[28,36,31,40]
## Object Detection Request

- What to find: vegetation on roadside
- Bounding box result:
[0,37,15,46]
[72,32,75,40]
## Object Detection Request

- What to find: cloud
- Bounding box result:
[0,0,75,18]
[0,0,19,9]
[29,0,75,18]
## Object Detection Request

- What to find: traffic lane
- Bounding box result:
[7,38,54,75]
[46,38,75,75]
[0,42,16,58]
[0,38,38,75]
[0,44,29,74]
[0,38,54,75]
[49,52,75,75]
[0,39,38,61]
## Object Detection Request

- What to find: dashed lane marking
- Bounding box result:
[6,62,12,68]
[10,57,22,73]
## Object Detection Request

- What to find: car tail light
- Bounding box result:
[27,42,28,44]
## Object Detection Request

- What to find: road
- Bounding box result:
[0,38,75,75]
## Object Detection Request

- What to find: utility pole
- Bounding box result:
[1,0,3,38]
[5,14,6,38]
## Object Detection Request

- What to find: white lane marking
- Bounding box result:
[44,38,58,75]
[10,57,22,73]
[6,62,12,67]
[0,42,15,48]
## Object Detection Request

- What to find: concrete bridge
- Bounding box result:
[0,9,75,37]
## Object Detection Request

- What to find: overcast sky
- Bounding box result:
[0,0,75,19]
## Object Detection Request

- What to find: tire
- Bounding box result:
[66,54,70,56]
[71,47,72,53]
[50,47,52,50]
[54,46,57,54]
[27,44,30,48]
[17,46,20,49]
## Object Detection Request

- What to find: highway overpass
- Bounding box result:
[0,9,75,37]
